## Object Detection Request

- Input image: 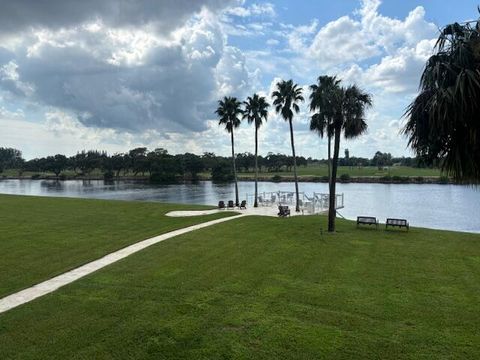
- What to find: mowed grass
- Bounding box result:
[1,215,479,359]
[0,194,235,298]
[237,165,442,178]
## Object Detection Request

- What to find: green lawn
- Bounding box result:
[0,194,234,298]
[1,212,479,359]
[237,165,442,178]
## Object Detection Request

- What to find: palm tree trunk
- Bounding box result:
[328,126,341,232]
[254,127,259,208]
[327,135,331,187]
[231,129,239,207]
[288,119,300,212]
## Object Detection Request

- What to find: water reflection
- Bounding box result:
[0,179,478,233]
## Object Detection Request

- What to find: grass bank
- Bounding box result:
[2,165,443,183]
[245,164,441,177]
[0,194,234,298]
[1,212,479,359]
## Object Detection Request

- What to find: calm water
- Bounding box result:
[0,179,479,233]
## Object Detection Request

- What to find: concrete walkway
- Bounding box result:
[166,205,313,218]
[0,213,246,314]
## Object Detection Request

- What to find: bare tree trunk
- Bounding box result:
[254,127,259,208]
[328,126,341,232]
[289,119,300,212]
[231,130,239,207]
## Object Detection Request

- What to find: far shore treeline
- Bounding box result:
[0,146,438,183]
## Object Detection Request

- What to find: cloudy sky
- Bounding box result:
[0,0,477,159]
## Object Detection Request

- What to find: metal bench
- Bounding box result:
[356,216,378,229]
[386,218,409,231]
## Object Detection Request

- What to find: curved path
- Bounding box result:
[0,213,246,314]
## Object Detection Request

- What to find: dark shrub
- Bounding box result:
[380,175,392,182]
[439,175,449,184]
[321,175,329,182]
[150,172,178,184]
[31,174,41,179]
[415,176,424,183]
[103,171,114,181]
[339,174,351,182]
[392,175,409,183]
[271,175,282,182]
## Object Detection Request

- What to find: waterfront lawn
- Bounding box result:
[0,194,234,298]
[1,215,479,359]
[237,164,442,178]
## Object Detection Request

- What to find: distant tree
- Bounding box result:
[110,153,126,177]
[215,96,242,206]
[243,93,269,207]
[0,147,23,172]
[211,159,234,182]
[46,154,68,177]
[403,13,480,182]
[236,152,255,172]
[148,150,182,183]
[344,148,350,166]
[201,152,217,170]
[272,79,304,212]
[182,153,204,179]
[70,150,105,176]
[129,147,148,176]
[371,151,393,168]
[297,156,308,167]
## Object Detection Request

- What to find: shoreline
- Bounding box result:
[235,175,451,184]
[0,174,454,184]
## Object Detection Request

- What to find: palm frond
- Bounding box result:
[403,15,480,182]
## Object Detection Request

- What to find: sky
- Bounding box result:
[0,0,478,160]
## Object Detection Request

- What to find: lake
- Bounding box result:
[0,179,479,233]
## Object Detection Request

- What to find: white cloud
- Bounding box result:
[286,20,319,53]
[266,38,279,46]
[0,0,440,159]
[308,16,377,66]
[224,2,275,18]
[361,39,436,93]
[0,9,254,134]
[306,0,436,69]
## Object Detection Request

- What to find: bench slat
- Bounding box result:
[385,218,409,230]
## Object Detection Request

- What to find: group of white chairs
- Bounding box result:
[257,193,295,207]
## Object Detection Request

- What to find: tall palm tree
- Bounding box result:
[309,75,341,188]
[243,94,269,207]
[403,16,480,183]
[272,79,304,212]
[310,79,372,232]
[215,96,242,206]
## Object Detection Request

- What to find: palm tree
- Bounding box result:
[215,96,242,206]
[403,16,480,183]
[310,79,372,232]
[272,79,304,212]
[243,94,269,207]
[309,76,341,188]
